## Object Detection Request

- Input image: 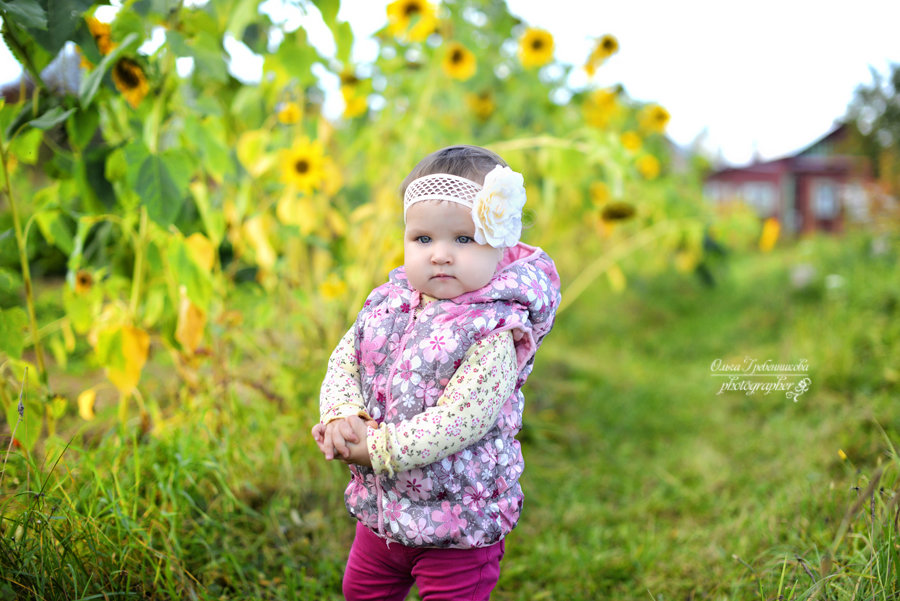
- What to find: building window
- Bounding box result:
[742,182,776,215]
[813,180,839,219]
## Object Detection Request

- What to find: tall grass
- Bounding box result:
[1,230,897,600]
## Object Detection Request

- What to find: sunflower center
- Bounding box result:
[603,39,614,51]
[403,1,421,16]
[451,49,464,64]
[115,61,142,89]
[531,38,544,51]
[294,159,310,174]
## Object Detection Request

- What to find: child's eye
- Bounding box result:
[456,235,473,244]
[416,235,432,243]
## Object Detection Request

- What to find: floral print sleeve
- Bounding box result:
[319,327,372,424]
[367,330,516,476]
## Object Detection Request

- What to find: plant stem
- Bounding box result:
[129,206,149,318]
[0,142,47,379]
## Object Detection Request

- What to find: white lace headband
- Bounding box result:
[403,173,482,218]
[402,165,527,249]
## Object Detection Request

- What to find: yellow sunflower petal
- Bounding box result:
[442,42,476,81]
[519,28,554,68]
[78,389,97,420]
[279,138,326,194]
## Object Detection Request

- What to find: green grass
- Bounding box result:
[1,230,898,600]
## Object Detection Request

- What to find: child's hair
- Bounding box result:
[400,145,509,197]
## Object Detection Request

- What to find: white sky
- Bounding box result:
[2,0,898,165]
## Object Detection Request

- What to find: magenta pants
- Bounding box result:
[342,522,505,601]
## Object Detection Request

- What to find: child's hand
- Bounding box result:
[311,417,358,460]
[340,416,376,468]
[311,416,376,467]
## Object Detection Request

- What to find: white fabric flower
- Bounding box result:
[472,165,526,248]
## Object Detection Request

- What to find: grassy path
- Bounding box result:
[2,233,895,600]
[495,233,898,600]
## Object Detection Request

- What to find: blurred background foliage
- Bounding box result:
[0,0,755,435]
[4,1,896,600]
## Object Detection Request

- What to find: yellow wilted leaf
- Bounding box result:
[674,250,700,273]
[62,319,75,352]
[326,208,348,237]
[243,215,277,269]
[78,389,96,420]
[276,194,319,234]
[236,130,275,177]
[321,157,343,197]
[312,247,333,282]
[759,217,780,252]
[106,326,150,394]
[319,274,348,300]
[185,233,216,272]
[175,288,206,352]
[349,202,377,224]
[607,264,626,293]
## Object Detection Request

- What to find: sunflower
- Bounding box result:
[636,155,661,180]
[442,42,476,81]
[86,17,115,55]
[112,58,149,109]
[279,138,326,193]
[386,0,438,43]
[601,201,636,222]
[639,104,670,134]
[518,28,554,68]
[339,69,361,87]
[277,101,301,124]
[583,88,619,128]
[620,131,642,153]
[74,269,94,294]
[585,34,618,77]
[341,85,367,118]
[466,90,495,120]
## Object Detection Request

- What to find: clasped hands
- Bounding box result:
[311,415,376,467]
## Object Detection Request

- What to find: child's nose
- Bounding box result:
[430,243,452,264]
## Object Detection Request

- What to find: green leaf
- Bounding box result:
[185,116,230,183]
[190,30,229,83]
[26,0,95,57]
[8,127,42,164]
[226,0,260,38]
[333,20,354,65]
[94,326,125,371]
[266,28,320,87]
[132,149,193,226]
[35,210,74,254]
[2,17,54,75]
[312,0,339,28]
[27,106,76,130]
[0,306,27,358]
[166,237,212,310]
[0,0,47,30]
[79,32,139,108]
[62,284,99,334]
[66,105,99,150]
[0,268,23,305]
[190,180,225,247]
[4,361,43,452]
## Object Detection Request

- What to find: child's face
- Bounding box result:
[404,200,502,299]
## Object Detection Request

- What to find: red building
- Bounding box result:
[703,125,874,234]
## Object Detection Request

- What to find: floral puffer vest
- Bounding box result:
[346,243,561,548]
